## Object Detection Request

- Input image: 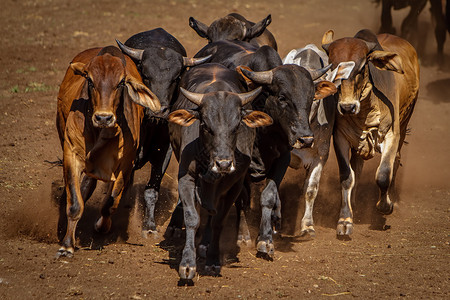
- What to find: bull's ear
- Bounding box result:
[321,30,334,52]
[314,80,337,100]
[168,109,198,126]
[125,76,161,112]
[242,110,273,128]
[283,49,298,65]
[246,14,272,39]
[70,62,87,77]
[236,65,256,89]
[368,50,404,74]
[189,17,209,39]
[326,61,355,87]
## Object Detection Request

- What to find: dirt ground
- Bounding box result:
[1,0,449,298]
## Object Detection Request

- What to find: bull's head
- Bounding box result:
[322,29,404,116]
[239,65,336,149]
[116,40,210,118]
[168,86,272,174]
[189,14,272,44]
[70,47,160,128]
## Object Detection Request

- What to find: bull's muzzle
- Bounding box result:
[338,101,360,115]
[93,112,116,128]
[212,159,235,174]
[292,136,314,149]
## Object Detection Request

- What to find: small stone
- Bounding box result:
[39,274,46,279]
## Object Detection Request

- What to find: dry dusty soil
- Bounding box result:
[0,0,449,298]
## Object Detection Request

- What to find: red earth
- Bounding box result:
[0,0,449,298]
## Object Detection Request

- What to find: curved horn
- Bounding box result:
[308,64,332,81]
[239,86,263,106]
[240,67,273,85]
[179,87,203,106]
[116,39,144,61]
[183,54,212,67]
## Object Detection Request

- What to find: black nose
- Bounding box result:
[339,103,356,114]
[94,113,114,126]
[299,136,314,148]
[215,159,232,171]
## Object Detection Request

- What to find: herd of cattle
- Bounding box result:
[55,13,420,281]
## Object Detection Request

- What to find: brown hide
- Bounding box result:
[57,47,144,182]
[327,33,419,159]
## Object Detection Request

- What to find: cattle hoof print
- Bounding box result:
[179,265,196,280]
[204,265,221,276]
[198,244,208,258]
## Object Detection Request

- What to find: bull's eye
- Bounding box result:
[87,77,94,88]
[117,78,126,89]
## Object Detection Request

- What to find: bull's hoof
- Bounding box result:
[376,200,394,215]
[204,264,221,276]
[94,216,111,233]
[164,226,183,239]
[336,222,353,236]
[179,265,196,280]
[256,240,274,260]
[237,235,252,248]
[198,244,208,259]
[141,229,158,239]
[55,247,74,259]
[300,227,316,238]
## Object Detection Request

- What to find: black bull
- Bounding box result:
[116,28,210,236]
[167,63,272,280]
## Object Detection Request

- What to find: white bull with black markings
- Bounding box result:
[282,45,354,236]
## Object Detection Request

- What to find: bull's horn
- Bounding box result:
[116,39,144,61]
[308,64,332,81]
[180,87,203,106]
[183,54,212,67]
[240,67,273,85]
[239,86,263,106]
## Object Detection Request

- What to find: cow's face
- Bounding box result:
[322,30,404,116]
[139,47,184,117]
[240,65,336,149]
[168,87,272,174]
[116,41,210,119]
[189,15,271,44]
[70,52,160,128]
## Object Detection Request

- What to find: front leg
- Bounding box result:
[95,165,133,233]
[334,133,356,236]
[57,151,84,258]
[300,158,324,237]
[142,142,173,237]
[205,181,243,276]
[178,176,200,280]
[257,151,290,258]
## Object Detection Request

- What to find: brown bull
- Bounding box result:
[322,29,419,236]
[56,46,160,257]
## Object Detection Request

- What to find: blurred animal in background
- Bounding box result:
[376,0,449,64]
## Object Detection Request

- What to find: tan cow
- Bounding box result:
[322,29,419,236]
[56,46,160,257]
